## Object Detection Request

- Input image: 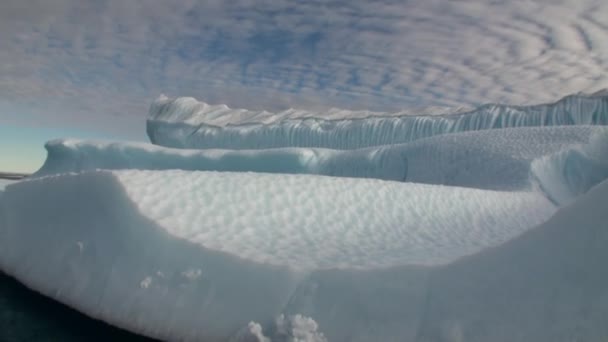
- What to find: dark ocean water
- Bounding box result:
[0,272,156,342]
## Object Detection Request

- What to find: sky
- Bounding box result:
[1,0,607,173]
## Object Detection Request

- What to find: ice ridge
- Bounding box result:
[147,94,608,150]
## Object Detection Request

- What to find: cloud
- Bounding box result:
[0,0,607,137]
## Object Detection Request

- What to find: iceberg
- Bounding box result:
[2,92,608,341]
[35,126,601,191]
[147,94,608,150]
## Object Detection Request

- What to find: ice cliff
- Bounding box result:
[147,94,608,150]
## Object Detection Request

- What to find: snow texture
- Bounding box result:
[147,94,608,150]
[2,170,556,271]
[1,172,607,341]
[531,128,608,205]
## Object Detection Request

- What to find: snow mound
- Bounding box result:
[147,94,608,150]
[35,126,598,191]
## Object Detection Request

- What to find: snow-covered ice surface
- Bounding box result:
[2,172,608,341]
[116,170,558,268]
[1,94,608,341]
[0,170,555,340]
[148,94,608,149]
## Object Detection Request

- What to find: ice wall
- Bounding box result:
[147,94,608,150]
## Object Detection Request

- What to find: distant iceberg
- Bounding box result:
[148,94,608,150]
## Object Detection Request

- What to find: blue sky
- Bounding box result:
[1,0,607,172]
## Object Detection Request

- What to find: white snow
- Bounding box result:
[147,94,608,149]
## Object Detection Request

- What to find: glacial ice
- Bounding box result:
[147,94,608,150]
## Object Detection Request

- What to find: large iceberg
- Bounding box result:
[2,93,608,341]
[147,94,608,150]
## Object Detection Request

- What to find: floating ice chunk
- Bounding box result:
[230,321,270,342]
[181,268,202,280]
[230,315,326,342]
[140,277,152,289]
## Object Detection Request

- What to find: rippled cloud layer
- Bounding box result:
[1,0,607,136]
